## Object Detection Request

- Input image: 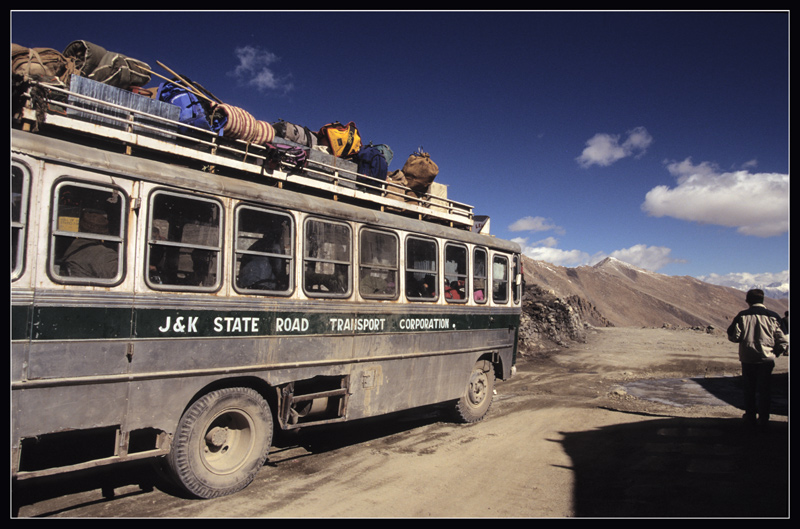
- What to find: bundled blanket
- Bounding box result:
[213,104,275,145]
[63,40,150,89]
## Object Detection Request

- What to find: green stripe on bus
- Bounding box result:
[16,305,519,341]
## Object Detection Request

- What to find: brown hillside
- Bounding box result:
[522,256,787,330]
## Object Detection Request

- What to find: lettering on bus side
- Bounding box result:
[141,311,468,338]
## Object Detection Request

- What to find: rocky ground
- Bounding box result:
[14,326,789,518]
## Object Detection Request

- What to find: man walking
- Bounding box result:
[727,289,788,432]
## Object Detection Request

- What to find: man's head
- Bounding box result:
[745,289,765,306]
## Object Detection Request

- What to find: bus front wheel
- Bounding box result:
[451,359,495,423]
[167,387,273,499]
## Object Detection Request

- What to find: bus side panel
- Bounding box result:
[27,340,132,380]
[12,383,129,443]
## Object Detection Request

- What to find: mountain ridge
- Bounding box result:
[518,255,787,353]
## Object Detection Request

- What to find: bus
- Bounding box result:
[11,77,522,499]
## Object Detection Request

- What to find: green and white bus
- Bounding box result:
[12,78,522,499]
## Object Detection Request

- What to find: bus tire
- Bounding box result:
[166,387,273,499]
[452,359,495,423]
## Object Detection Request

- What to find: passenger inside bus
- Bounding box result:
[407,274,436,298]
[61,209,118,278]
[149,226,166,283]
[238,234,283,290]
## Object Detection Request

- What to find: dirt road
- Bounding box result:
[14,327,789,518]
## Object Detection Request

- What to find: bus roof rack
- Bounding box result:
[13,77,475,230]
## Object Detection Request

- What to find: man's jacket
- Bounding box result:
[727,303,789,363]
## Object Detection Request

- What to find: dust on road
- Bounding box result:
[13,327,789,518]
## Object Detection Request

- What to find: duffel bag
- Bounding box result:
[317,121,362,158]
[157,81,226,134]
[402,148,439,193]
[263,143,308,175]
[273,119,317,148]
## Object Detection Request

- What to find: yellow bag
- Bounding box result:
[317,121,362,158]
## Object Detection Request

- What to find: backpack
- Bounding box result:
[356,143,389,191]
[372,144,394,166]
[317,121,362,158]
[157,81,226,135]
[273,119,317,148]
[402,148,439,193]
[263,143,308,175]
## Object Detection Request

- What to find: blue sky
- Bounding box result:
[12,11,789,293]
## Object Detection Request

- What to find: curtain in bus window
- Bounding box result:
[12,163,29,279]
[444,244,467,302]
[304,219,351,296]
[52,182,124,281]
[405,237,437,300]
[359,229,397,298]
[473,248,487,303]
[492,255,509,303]
[235,207,293,293]
[148,192,221,289]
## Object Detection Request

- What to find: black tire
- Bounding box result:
[166,387,273,499]
[451,359,495,423]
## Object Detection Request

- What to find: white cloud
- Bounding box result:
[698,270,788,289]
[606,244,685,272]
[516,238,682,272]
[508,216,565,234]
[576,126,653,168]
[698,270,789,299]
[229,45,294,93]
[642,158,789,237]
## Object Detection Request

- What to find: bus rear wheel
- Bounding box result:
[451,359,495,423]
[166,387,273,499]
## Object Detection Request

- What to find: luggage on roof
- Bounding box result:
[402,148,439,194]
[63,40,150,89]
[273,120,317,148]
[12,43,74,85]
[317,121,362,158]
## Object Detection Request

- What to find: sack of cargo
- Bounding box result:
[273,119,317,148]
[263,143,308,175]
[402,148,439,193]
[63,40,150,89]
[356,143,388,191]
[385,170,409,203]
[12,43,74,85]
[317,121,362,158]
[157,81,226,134]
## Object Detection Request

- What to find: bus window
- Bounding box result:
[12,162,30,280]
[50,181,125,283]
[234,206,293,294]
[473,247,487,304]
[147,191,221,290]
[303,218,351,297]
[359,228,398,299]
[492,254,509,304]
[513,254,522,303]
[405,236,438,301]
[444,243,467,302]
